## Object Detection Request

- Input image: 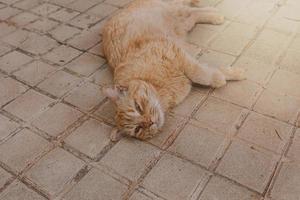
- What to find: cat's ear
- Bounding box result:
[102,85,128,102]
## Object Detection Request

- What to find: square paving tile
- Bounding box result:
[64,118,112,159]
[19,33,59,55]
[66,0,99,12]
[32,103,82,137]
[0,180,46,200]
[232,56,276,85]
[129,191,153,200]
[63,168,128,200]
[43,45,82,65]
[4,90,54,121]
[49,8,80,22]
[173,88,206,117]
[209,22,257,56]
[0,22,17,37]
[212,80,263,108]
[197,49,236,67]
[93,100,116,125]
[69,13,101,29]
[254,89,300,124]
[90,65,113,86]
[26,148,85,196]
[65,52,105,77]
[194,97,245,135]
[100,139,160,181]
[235,0,273,27]
[88,42,104,57]
[27,18,59,33]
[0,129,49,172]
[37,70,81,97]
[287,129,300,162]
[280,48,300,75]
[64,82,105,111]
[149,115,186,148]
[244,29,290,64]
[67,30,101,51]
[142,153,209,200]
[13,60,56,86]
[0,167,11,189]
[50,0,76,7]
[216,140,278,193]
[13,0,40,10]
[0,76,28,107]
[188,24,219,47]
[267,69,300,98]
[270,161,300,200]
[87,3,118,19]
[30,3,61,16]
[9,12,39,26]
[0,0,20,4]
[169,123,225,168]
[2,29,31,47]
[266,12,299,33]
[238,112,293,153]
[0,7,21,20]
[105,0,132,7]
[0,114,19,141]
[0,42,13,56]
[0,50,32,73]
[49,24,81,42]
[199,176,260,200]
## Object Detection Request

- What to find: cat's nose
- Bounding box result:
[141,120,153,128]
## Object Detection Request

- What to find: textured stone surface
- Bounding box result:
[212,80,263,108]
[26,148,85,196]
[270,161,300,200]
[4,90,54,121]
[64,119,112,159]
[0,114,19,141]
[37,71,81,97]
[142,154,209,200]
[100,139,160,180]
[238,112,293,153]
[0,76,28,107]
[0,180,46,200]
[199,176,260,200]
[194,97,245,135]
[0,0,299,199]
[63,168,128,200]
[64,82,105,111]
[0,129,49,172]
[169,123,225,167]
[32,103,82,137]
[217,140,277,193]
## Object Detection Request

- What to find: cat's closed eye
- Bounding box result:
[134,125,142,134]
[134,101,143,114]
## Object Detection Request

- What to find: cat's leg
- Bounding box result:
[182,53,245,88]
[174,8,224,36]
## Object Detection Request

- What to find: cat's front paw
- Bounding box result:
[211,15,225,25]
[211,71,226,88]
[230,68,246,81]
[220,67,246,81]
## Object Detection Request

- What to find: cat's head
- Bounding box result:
[103,80,164,140]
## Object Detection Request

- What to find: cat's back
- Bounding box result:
[102,0,173,67]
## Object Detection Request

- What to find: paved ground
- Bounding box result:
[0,0,300,199]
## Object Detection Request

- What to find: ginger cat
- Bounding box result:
[102,0,245,141]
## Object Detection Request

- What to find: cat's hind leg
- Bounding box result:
[174,8,224,37]
[181,52,245,88]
